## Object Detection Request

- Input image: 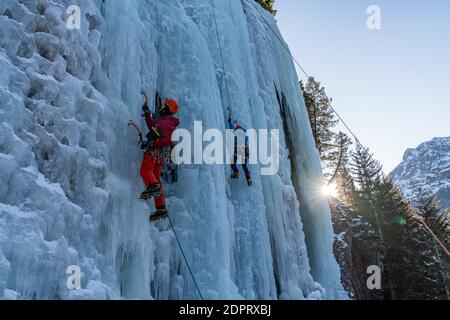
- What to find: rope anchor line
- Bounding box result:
[211,0,233,119]
[168,216,204,300]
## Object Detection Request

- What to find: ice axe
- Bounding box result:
[155,91,163,114]
[140,89,150,119]
[228,105,232,121]
[140,89,149,106]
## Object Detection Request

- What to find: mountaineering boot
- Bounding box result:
[140,183,161,200]
[231,172,240,179]
[149,207,168,222]
[246,176,253,187]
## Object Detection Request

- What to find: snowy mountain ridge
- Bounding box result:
[391,136,450,210]
[0,0,343,300]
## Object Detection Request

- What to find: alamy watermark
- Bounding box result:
[366,265,382,290]
[171,122,280,176]
[367,5,381,30]
[66,265,81,290]
[66,5,81,30]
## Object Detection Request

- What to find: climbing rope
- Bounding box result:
[248,0,450,257]
[168,216,204,300]
[211,0,233,119]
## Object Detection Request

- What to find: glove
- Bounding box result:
[142,104,150,114]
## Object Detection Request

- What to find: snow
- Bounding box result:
[391,136,450,210]
[0,0,343,300]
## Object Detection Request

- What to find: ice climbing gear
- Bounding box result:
[142,104,151,114]
[144,111,180,150]
[146,126,161,142]
[155,92,163,114]
[141,90,149,106]
[149,207,168,222]
[139,191,161,201]
[162,159,179,184]
[231,172,240,179]
[140,182,161,200]
[128,120,144,145]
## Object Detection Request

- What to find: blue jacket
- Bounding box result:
[229,119,249,148]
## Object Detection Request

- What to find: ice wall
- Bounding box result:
[0,0,343,299]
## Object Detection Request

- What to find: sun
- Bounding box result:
[321,183,338,198]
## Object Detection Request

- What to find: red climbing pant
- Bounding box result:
[140,152,166,208]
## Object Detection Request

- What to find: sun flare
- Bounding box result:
[321,183,338,198]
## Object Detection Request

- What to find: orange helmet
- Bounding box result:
[163,99,179,114]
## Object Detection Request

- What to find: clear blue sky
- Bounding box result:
[274,0,450,172]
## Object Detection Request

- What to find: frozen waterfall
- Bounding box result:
[0,0,343,300]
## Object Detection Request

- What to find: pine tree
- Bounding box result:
[416,190,450,247]
[327,131,353,179]
[349,147,411,299]
[350,144,383,227]
[334,132,353,167]
[301,77,339,172]
[329,134,449,299]
[372,179,450,300]
[330,132,355,206]
[415,190,450,299]
[255,0,277,15]
[401,211,446,300]
[335,166,356,207]
[374,179,415,299]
